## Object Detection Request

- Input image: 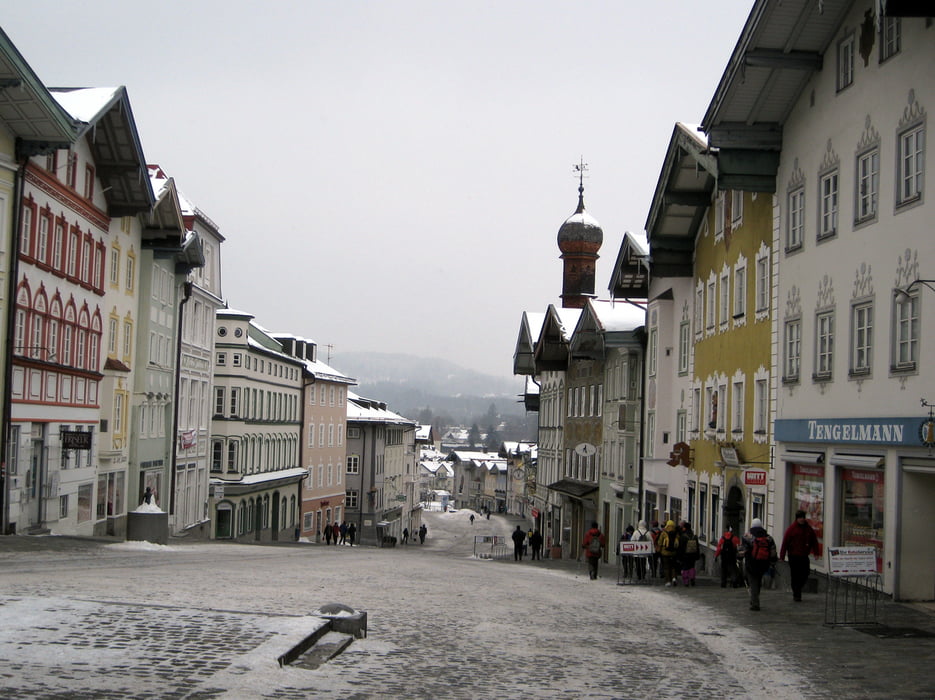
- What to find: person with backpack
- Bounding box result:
[621,525,635,581]
[740,518,778,611]
[679,522,700,587]
[780,510,820,602]
[631,520,651,581]
[582,521,606,580]
[659,520,680,587]
[715,528,741,588]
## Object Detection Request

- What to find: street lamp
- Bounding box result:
[893,279,935,302]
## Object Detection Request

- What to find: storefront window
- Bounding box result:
[841,468,884,572]
[791,464,825,554]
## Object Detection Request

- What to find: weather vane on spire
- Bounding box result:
[574,157,589,194]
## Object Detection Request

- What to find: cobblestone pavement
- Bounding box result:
[0,514,932,699]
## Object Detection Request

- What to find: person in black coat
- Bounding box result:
[511,526,526,561]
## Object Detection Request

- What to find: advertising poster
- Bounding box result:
[841,468,884,573]
[791,463,824,554]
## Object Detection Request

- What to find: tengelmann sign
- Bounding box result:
[775,418,918,446]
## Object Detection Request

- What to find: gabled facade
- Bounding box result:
[345,392,417,546]
[209,309,304,541]
[275,335,355,543]
[130,167,202,514]
[702,0,934,599]
[172,185,224,535]
[10,84,154,537]
[0,29,76,534]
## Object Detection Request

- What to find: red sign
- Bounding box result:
[531,508,539,518]
[744,469,768,486]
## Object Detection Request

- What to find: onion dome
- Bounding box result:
[557,183,603,253]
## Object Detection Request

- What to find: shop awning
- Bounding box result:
[547,478,598,499]
[830,454,884,468]
[780,451,825,465]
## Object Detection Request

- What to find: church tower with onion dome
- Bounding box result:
[557,164,603,308]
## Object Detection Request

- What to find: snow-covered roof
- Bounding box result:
[210,467,307,487]
[586,299,646,333]
[50,86,120,123]
[347,392,415,426]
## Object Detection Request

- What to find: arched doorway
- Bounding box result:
[724,484,745,535]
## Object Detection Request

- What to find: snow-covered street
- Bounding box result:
[0,510,931,699]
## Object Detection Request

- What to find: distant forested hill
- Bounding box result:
[331,351,530,428]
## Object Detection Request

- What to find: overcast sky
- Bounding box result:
[4,1,752,380]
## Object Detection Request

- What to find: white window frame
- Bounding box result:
[678,321,690,375]
[856,148,879,223]
[733,262,746,319]
[719,270,730,329]
[731,377,744,436]
[896,123,924,207]
[893,291,918,370]
[816,311,834,379]
[784,319,801,383]
[754,377,768,435]
[837,32,854,91]
[787,187,805,250]
[818,169,839,239]
[851,301,873,375]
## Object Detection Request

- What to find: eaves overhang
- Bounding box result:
[645,122,716,279]
[0,28,77,157]
[51,86,155,215]
[700,0,853,192]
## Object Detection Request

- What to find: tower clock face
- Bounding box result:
[513,468,525,479]
[574,442,596,457]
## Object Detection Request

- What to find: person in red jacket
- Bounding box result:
[780,510,820,602]
[582,522,606,580]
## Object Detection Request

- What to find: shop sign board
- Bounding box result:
[827,546,877,576]
[618,541,654,556]
[744,469,768,486]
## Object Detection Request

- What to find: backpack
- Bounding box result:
[685,536,699,555]
[662,531,678,555]
[720,536,736,558]
[588,533,602,554]
[751,534,772,561]
[635,529,649,542]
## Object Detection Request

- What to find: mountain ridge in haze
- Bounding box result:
[331,351,525,423]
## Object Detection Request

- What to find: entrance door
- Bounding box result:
[900,471,935,600]
[271,493,280,541]
[724,485,745,535]
[26,431,45,529]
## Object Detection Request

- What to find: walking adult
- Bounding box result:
[402,528,409,545]
[658,520,680,587]
[470,514,475,525]
[631,520,651,581]
[347,522,356,546]
[715,528,741,588]
[582,521,606,581]
[780,510,820,602]
[339,521,348,545]
[324,524,332,545]
[511,525,526,561]
[679,522,700,587]
[649,521,662,578]
[332,522,340,545]
[418,523,427,544]
[741,518,778,611]
[621,525,635,581]
[529,529,543,560]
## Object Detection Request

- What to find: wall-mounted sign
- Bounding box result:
[667,442,691,467]
[744,469,768,487]
[61,430,92,450]
[721,447,741,467]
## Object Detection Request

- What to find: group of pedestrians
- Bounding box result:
[401,523,428,545]
[511,525,544,561]
[322,521,356,546]
[714,512,820,611]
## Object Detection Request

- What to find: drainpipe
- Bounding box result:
[169,280,193,520]
[0,159,25,534]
